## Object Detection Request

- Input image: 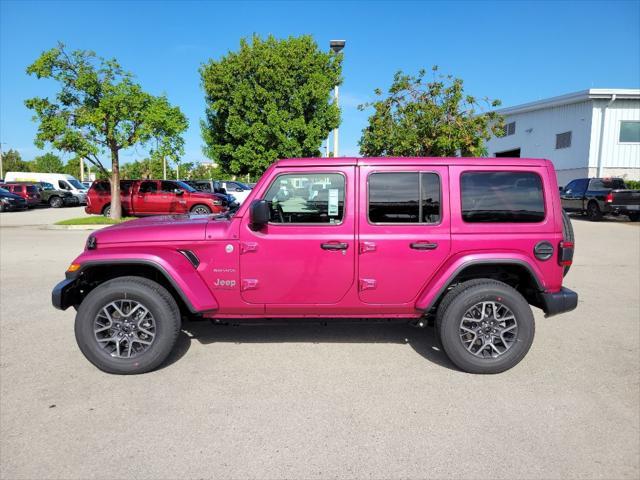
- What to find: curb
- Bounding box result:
[42,224,109,231]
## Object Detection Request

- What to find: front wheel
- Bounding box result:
[190,204,211,215]
[74,276,181,374]
[436,279,535,374]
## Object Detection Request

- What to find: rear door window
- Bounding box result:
[461,172,545,223]
[368,172,441,224]
[139,181,158,193]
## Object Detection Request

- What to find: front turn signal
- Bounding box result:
[67,263,81,273]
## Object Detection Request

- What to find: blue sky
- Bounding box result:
[1,0,639,166]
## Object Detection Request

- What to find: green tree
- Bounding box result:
[25,43,188,218]
[120,157,167,180]
[1,149,30,173]
[200,34,342,178]
[31,152,64,173]
[359,67,504,157]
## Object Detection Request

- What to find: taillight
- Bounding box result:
[558,241,574,267]
[606,192,614,203]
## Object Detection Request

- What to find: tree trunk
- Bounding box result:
[110,149,122,220]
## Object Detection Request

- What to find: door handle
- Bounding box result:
[321,242,349,251]
[410,242,438,250]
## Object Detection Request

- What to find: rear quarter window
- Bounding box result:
[461,171,545,223]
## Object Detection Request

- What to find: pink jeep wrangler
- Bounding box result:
[53,157,577,374]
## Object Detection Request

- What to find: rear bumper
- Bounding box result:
[540,287,578,317]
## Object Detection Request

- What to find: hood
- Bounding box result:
[0,190,25,201]
[94,214,212,244]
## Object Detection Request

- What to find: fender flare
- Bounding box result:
[415,257,545,312]
[57,250,218,313]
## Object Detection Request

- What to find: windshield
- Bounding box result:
[67,178,87,190]
[175,181,197,192]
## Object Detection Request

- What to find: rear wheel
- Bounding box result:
[628,212,640,222]
[190,204,211,215]
[102,204,111,217]
[49,196,64,208]
[74,276,181,374]
[586,201,602,221]
[436,279,535,374]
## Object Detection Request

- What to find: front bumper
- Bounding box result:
[540,287,578,317]
[1,200,28,210]
[52,277,80,310]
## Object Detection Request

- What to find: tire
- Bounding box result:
[49,196,64,208]
[0,204,5,213]
[436,279,535,374]
[74,276,181,374]
[561,209,574,277]
[102,204,111,217]
[190,204,211,215]
[586,201,602,221]
[628,212,640,222]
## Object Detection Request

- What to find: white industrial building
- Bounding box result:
[485,89,640,186]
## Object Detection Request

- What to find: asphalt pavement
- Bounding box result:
[0,209,638,479]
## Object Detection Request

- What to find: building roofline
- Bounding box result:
[496,88,640,115]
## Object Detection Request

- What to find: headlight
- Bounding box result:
[1,198,9,204]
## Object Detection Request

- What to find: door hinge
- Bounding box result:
[359,241,377,254]
[359,278,377,291]
[241,279,259,291]
[240,242,259,254]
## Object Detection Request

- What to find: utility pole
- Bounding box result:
[329,40,345,158]
[163,156,167,180]
[80,157,85,182]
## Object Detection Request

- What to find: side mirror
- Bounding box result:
[174,189,184,195]
[249,200,270,230]
[559,187,564,192]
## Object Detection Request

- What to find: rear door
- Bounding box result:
[357,166,451,304]
[135,181,162,214]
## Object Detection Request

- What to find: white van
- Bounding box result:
[4,172,88,204]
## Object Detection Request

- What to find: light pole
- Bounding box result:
[329,40,345,157]
[0,142,5,180]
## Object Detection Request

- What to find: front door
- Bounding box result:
[239,168,355,306]
[357,166,451,304]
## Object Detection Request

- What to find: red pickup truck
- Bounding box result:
[86,180,227,217]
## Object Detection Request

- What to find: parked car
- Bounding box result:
[183,180,238,207]
[54,157,577,375]
[560,177,640,221]
[3,172,88,204]
[0,187,28,211]
[0,183,41,208]
[85,179,228,217]
[220,180,252,204]
[37,181,79,208]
